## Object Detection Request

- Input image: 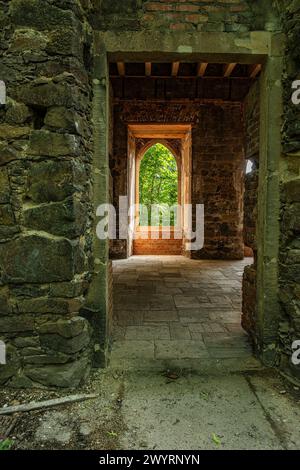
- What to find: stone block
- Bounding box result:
[15,298,74,315]
[28,130,80,157]
[23,351,71,365]
[24,354,91,388]
[38,317,87,338]
[282,203,300,233]
[5,100,32,125]
[45,107,85,135]
[0,344,20,385]
[0,168,10,203]
[9,0,77,30]
[0,234,84,283]
[23,196,86,238]
[40,327,90,354]
[47,29,83,58]
[26,159,85,203]
[16,80,81,109]
[0,124,31,140]
[0,287,13,315]
[282,179,300,203]
[0,204,15,226]
[0,315,34,333]
[9,29,47,53]
[0,144,20,166]
[12,336,40,348]
[49,279,87,298]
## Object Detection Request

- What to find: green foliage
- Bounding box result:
[0,439,13,450]
[139,144,178,226]
[211,433,222,447]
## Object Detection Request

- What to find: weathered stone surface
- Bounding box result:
[23,351,71,365]
[0,124,31,140]
[40,327,90,354]
[49,279,87,298]
[47,29,83,57]
[0,345,20,385]
[23,197,86,238]
[24,354,91,388]
[282,203,300,233]
[0,204,15,226]
[282,179,300,203]
[9,0,78,30]
[16,80,83,109]
[0,287,13,316]
[0,168,10,204]
[0,144,20,166]
[12,336,40,348]
[44,107,85,135]
[26,159,85,203]
[9,29,47,53]
[5,100,32,125]
[15,298,78,315]
[28,130,80,157]
[0,235,84,283]
[38,317,87,338]
[0,315,34,333]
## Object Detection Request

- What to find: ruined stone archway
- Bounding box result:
[92,31,283,374]
[1,1,299,388]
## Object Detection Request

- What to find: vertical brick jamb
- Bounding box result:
[84,43,111,367]
[256,49,284,365]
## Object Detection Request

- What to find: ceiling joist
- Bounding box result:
[145,62,152,76]
[248,63,262,78]
[171,61,180,77]
[117,61,125,76]
[197,62,208,77]
[112,62,262,80]
[223,63,237,78]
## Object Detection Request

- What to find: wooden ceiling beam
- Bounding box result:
[197,62,208,77]
[145,62,152,76]
[248,63,262,78]
[223,63,237,78]
[128,124,191,139]
[171,61,180,77]
[117,61,125,76]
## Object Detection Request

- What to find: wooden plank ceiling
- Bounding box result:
[110,61,262,79]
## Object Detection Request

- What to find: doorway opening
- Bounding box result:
[127,124,192,256]
[139,143,178,227]
[107,58,264,369]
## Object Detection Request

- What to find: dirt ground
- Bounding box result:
[0,367,300,451]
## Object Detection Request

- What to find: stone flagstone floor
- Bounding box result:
[111,256,256,370]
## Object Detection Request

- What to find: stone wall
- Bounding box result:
[0,0,94,388]
[0,0,299,387]
[111,100,245,260]
[276,0,300,381]
[192,101,245,259]
[242,81,260,340]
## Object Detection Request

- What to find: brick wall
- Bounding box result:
[111,100,245,260]
[142,0,252,32]
[192,102,245,259]
[90,0,257,32]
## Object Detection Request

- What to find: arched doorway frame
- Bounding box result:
[135,139,182,230]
